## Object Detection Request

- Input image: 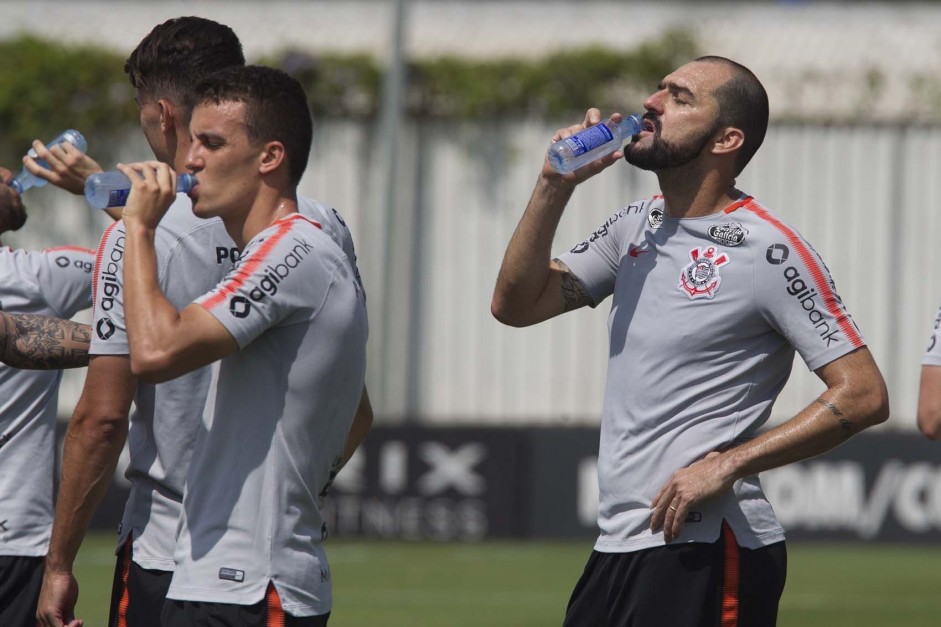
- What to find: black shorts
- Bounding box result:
[0,554,44,627]
[563,522,787,627]
[161,582,330,627]
[109,536,172,627]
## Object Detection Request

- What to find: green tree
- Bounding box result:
[0,35,136,167]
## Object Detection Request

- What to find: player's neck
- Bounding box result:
[226,195,299,248]
[658,169,739,219]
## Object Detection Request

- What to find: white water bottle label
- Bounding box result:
[563,124,614,157]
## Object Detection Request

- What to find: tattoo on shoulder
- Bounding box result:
[816,398,854,436]
[554,259,592,312]
[0,312,90,370]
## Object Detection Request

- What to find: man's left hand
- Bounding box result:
[649,451,737,542]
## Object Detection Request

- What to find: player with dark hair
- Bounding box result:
[121,65,365,626]
[35,18,370,627]
[492,56,889,625]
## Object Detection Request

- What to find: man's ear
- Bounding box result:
[712,126,745,157]
[258,141,286,175]
[157,99,176,133]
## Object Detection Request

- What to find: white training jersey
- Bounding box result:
[556,194,865,553]
[0,245,93,556]
[168,214,367,617]
[923,300,941,366]
[90,196,236,570]
[89,195,361,572]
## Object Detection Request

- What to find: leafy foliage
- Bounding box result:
[268,28,699,119]
[0,28,697,168]
[0,35,136,166]
[277,51,384,118]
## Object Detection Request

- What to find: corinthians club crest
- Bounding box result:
[678,246,730,300]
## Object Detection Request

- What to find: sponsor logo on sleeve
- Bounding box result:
[782,266,842,346]
[928,309,941,352]
[647,208,664,230]
[247,237,314,302]
[96,318,115,341]
[56,256,93,273]
[678,246,729,300]
[229,296,251,319]
[766,243,789,265]
[707,223,747,247]
[570,206,635,253]
[98,232,125,312]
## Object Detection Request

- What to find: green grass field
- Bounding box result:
[72,534,941,626]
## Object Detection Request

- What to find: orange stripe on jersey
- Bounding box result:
[266,582,286,627]
[42,245,95,254]
[721,521,741,627]
[723,195,753,214]
[284,213,323,231]
[92,221,121,319]
[199,214,321,311]
[743,202,865,348]
[116,536,133,627]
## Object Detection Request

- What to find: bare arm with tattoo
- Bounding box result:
[492,108,619,327]
[0,312,91,370]
[650,346,889,542]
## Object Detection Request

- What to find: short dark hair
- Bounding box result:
[194,65,313,186]
[124,17,244,123]
[0,200,26,234]
[695,56,769,175]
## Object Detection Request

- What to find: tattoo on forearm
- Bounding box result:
[554,259,592,311]
[816,398,854,436]
[0,312,91,370]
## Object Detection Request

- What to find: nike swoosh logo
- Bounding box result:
[629,246,651,257]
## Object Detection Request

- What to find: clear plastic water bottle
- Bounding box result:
[547,114,644,174]
[84,171,197,210]
[9,129,88,193]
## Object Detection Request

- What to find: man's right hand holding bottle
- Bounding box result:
[23,138,102,196]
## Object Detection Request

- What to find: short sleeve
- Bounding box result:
[555,207,630,306]
[36,246,95,317]
[923,300,941,366]
[90,221,129,355]
[755,236,865,371]
[195,218,337,349]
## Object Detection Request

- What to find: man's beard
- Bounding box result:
[624,120,718,171]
